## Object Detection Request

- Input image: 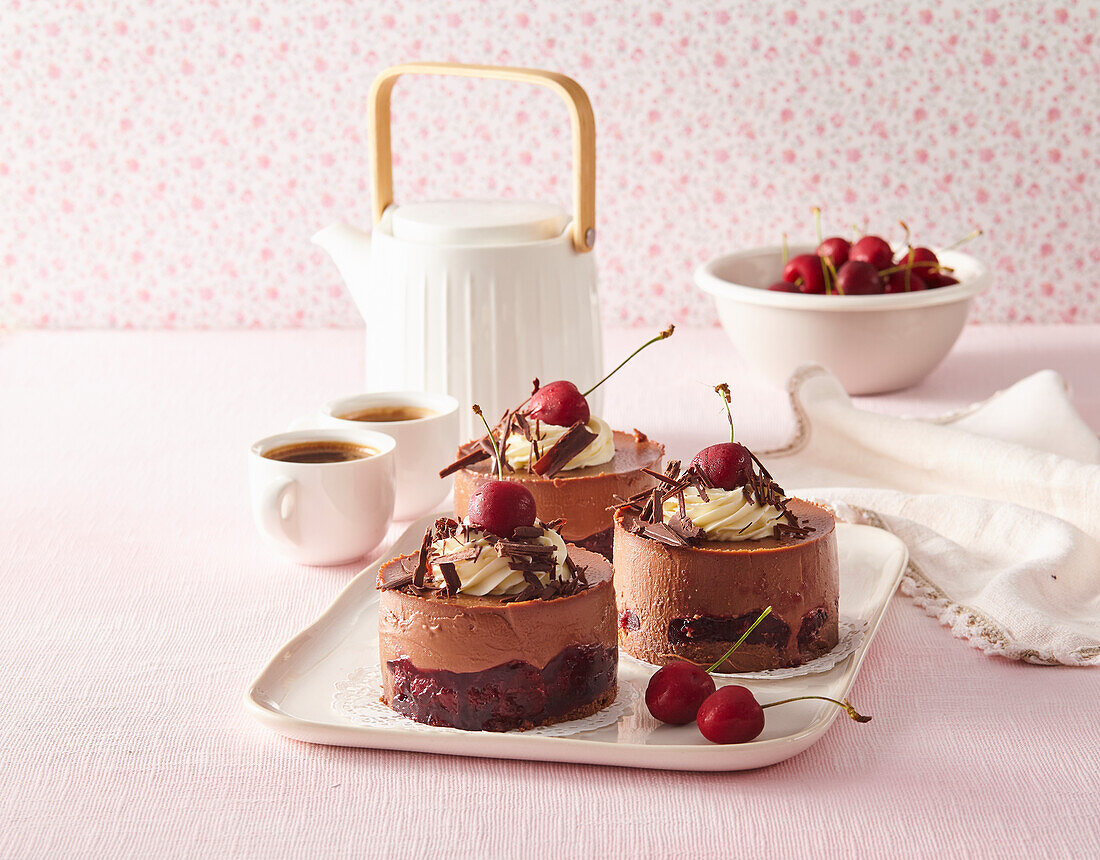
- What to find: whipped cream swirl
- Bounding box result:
[662,486,786,541]
[502,415,615,472]
[429,524,569,596]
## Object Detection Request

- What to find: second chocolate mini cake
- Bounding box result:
[613,385,839,672]
[441,328,673,558]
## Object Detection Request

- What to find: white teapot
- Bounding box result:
[314,62,604,438]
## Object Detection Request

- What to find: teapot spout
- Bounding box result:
[312,222,373,312]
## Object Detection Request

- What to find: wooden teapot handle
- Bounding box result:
[369,62,596,253]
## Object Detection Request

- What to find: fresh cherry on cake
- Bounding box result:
[526,380,590,427]
[644,661,717,725]
[781,254,827,294]
[816,236,851,269]
[466,480,537,538]
[691,442,752,490]
[524,326,677,427]
[835,260,884,295]
[848,235,894,270]
[696,685,766,744]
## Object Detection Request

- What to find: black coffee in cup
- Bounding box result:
[263,441,377,464]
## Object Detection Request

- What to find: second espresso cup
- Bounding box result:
[318,391,459,520]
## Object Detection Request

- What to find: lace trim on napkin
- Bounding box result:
[828,503,1100,667]
[333,667,640,737]
[766,365,1100,668]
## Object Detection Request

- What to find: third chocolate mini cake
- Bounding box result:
[441,328,673,559]
[613,384,839,672]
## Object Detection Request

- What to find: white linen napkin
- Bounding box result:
[764,365,1100,666]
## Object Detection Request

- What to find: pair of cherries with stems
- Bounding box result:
[771,208,981,296]
[645,607,872,744]
[465,326,676,538]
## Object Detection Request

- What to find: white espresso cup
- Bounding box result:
[317,391,459,520]
[248,428,396,566]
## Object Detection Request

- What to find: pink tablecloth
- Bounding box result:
[3,325,1099,858]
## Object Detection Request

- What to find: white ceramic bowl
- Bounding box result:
[695,245,992,395]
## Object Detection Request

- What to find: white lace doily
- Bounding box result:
[622,617,868,680]
[333,666,640,737]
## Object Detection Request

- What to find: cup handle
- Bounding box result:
[259,476,297,546]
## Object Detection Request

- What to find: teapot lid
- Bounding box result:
[389,200,569,246]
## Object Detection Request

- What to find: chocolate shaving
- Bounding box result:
[438,447,489,479]
[413,529,432,588]
[433,546,480,566]
[633,428,649,443]
[510,525,544,539]
[642,468,682,487]
[496,541,555,557]
[667,513,705,541]
[542,518,566,533]
[438,562,460,595]
[532,421,597,478]
[501,584,542,604]
[378,562,414,591]
[641,521,687,547]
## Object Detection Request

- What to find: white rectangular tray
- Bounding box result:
[247,514,907,771]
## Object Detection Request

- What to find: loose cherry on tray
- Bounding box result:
[696,685,765,744]
[835,260,884,295]
[644,661,716,725]
[781,254,827,294]
[848,235,894,270]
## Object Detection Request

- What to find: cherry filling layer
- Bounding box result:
[386,644,617,732]
[658,607,833,657]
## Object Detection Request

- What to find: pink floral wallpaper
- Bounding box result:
[2,0,1097,328]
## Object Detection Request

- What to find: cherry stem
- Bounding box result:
[714,383,735,443]
[879,260,939,277]
[821,254,836,296]
[899,220,911,248]
[472,404,503,480]
[706,606,772,673]
[781,233,789,267]
[582,325,675,397]
[812,206,823,244]
[761,695,872,723]
[943,228,983,251]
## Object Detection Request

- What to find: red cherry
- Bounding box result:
[690,442,752,490]
[467,480,537,537]
[645,661,717,725]
[849,235,894,270]
[884,271,928,293]
[696,685,765,744]
[766,281,801,292]
[816,236,851,269]
[526,380,590,427]
[925,272,959,289]
[896,246,939,275]
[836,260,884,295]
[781,254,826,294]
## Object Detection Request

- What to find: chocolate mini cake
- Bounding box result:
[612,386,839,672]
[448,427,664,558]
[441,328,673,560]
[376,516,617,732]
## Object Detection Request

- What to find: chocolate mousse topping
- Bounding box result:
[612,457,813,545]
[376,516,589,604]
